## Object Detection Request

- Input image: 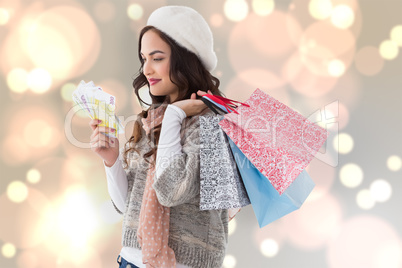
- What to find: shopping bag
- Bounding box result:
[199,115,251,210]
[227,136,315,227]
[219,88,328,195]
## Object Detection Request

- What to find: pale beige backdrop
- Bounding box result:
[1,0,402,267]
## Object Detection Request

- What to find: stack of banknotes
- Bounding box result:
[72,80,124,138]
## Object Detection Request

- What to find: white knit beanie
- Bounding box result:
[147,6,217,72]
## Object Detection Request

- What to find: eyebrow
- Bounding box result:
[140,50,165,56]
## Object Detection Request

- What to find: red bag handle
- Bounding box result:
[203,94,249,114]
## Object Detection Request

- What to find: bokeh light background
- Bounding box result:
[1,0,402,267]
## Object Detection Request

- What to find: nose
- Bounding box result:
[142,60,153,77]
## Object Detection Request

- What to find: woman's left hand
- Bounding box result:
[172,90,211,117]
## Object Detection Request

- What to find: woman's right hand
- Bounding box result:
[89,119,120,167]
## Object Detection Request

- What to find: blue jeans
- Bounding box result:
[117,255,140,268]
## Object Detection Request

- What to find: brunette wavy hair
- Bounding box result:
[123,26,223,167]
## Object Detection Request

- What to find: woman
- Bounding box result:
[89,6,228,268]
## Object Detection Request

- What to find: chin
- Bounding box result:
[150,91,166,98]
[149,87,163,96]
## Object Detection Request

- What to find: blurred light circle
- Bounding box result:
[324,69,362,111]
[26,6,101,81]
[308,0,332,20]
[23,119,54,148]
[379,40,399,60]
[7,181,28,203]
[305,158,336,201]
[252,12,301,58]
[228,218,237,236]
[16,250,39,268]
[387,155,402,171]
[26,169,41,184]
[27,68,52,94]
[390,25,402,47]
[318,100,339,132]
[1,243,16,258]
[355,46,384,76]
[0,25,30,77]
[328,59,346,77]
[331,5,355,29]
[239,68,286,89]
[26,21,74,80]
[313,107,334,129]
[7,68,28,93]
[374,241,402,268]
[334,132,353,154]
[0,8,10,25]
[127,3,143,21]
[260,238,279,257]
[210,13,224,27]
[222,254,236,268]
[253,221,286,249]
[30,157,69,198]
[58,156,89,187]
[56,185,100,248]
[1,136,31,165]
[299,22,356,77]
[291,0,360,33]
[94,1,115,22]
[327,215,402,268]
[5,106,61,162]
[252,0,275,16]
[356,189,375,210]
[370,179,392,203]
[228,11,302,77]
[61,83,76,102]
[56,246,102,267]
[282,194,342,250]
[338,102,350,130]
[339,163,363,188]
[224,72,290,105]
[283,52,339,97]
[224,0,249,22]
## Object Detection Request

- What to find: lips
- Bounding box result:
[148,78,161,86]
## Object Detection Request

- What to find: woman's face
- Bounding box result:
[141,30,179,102]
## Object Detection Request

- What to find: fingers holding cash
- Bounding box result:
[90,130,114,148]
[90,123,118,147]
[74,80,121,166]
[89,119,116,138]
[89,120,120,166]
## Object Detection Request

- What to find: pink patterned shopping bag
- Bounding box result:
[219,88,328,195]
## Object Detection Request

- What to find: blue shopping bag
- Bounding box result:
[227,137,315,228]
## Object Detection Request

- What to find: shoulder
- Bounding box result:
[182,108,215,129]
[179,109,215,147]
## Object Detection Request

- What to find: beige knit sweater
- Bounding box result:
[116,109,228,268]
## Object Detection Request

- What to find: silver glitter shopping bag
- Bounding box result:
[199,115,250,210]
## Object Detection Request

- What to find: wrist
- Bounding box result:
[104,156,118,167]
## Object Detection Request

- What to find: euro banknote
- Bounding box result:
[72,80,124,138]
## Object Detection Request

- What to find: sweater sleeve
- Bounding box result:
[153,105,202,207]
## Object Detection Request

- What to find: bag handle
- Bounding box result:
[202,94,249,115]
[201,97,228,115]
